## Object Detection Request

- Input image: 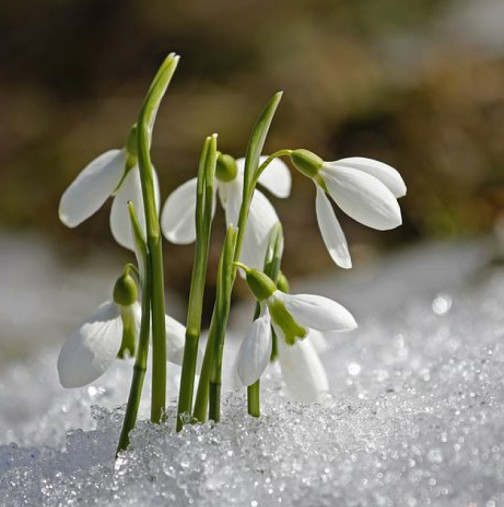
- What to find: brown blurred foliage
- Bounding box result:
[1,0,504,305]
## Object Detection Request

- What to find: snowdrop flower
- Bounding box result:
[58,125,160,251]
[290,150,406,269]
[235,264,357,401]
[57,273,185,388]
[161,154,291,269]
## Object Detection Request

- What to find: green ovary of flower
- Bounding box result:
[113,273,138,306]
[215,153,238,182]
[290,149,323,179]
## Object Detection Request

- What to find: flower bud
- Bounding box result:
[290,149,323,179]
[113,272,138,307]
[216,153,238,182]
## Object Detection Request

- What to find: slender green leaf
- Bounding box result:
[243,92,283,191]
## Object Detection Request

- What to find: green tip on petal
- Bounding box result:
[269,298,307,345]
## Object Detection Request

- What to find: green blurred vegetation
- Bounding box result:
[1,0,504,298]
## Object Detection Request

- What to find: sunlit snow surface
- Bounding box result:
[2,241,504,506]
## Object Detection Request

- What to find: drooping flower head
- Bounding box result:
[58,124,160,251]
[161,153,291,270]
[235,264,357,401]
[290,149,406,269]
[57,270,186,388]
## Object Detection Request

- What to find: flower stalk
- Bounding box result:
[117,203,151,455]
[136,53,179,423]
[208,226,237,422]
[176,134,217,431]
[247,222,284,417]
[191,93,284,424]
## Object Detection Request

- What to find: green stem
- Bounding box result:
[116,263,151,454]
[246,223,284,416]
[253,149,293,186]
[192,308,217,423]
[148,239,166,423]
[116,202,151,455]
[176,135,217,431]
[196,93,283,423]
[247,382,260,417]
[208,227,237,422]
[137,54,179,423]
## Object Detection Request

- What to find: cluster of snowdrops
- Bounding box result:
[56,54,406,454]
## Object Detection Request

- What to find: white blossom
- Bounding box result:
[58,149,160,251]
[161,156,291,270]
[236,291,356,401]
[57,301,186,388]
[303,156,405,269]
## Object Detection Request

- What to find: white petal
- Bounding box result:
[161,178,199,244]
[257,156,292,198]
[236,310,272,386]
[219,175,280,270]
[57,301,122,388]
[165,314,186,367]
[307,329,329,353]
[321,164,402,230]
[335,157,406,198]
[59,149,126,228]
[277,338,328,402]
[315,187,352,269]
[275,291,357,332]
[235,157,246,176]
[218,175,243,218]
[165,315,203,373]
[131,302,142,338]
[242,192,280,270]
[110,166,151,250]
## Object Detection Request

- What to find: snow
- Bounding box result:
[1,238,504,506]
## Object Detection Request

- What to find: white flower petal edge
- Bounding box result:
[240,190,280,270]
[131,301,142,339]
[110,166,160,251]
[307,329,329,353]
[277,337,328,402]
[59,149,127,228]
[275,291,357,332]
[321,164,402,231]
[235,156,292,198]
[256,156,292,198]
[220,178,280,272]
[161,177,199,244]
[165,314,187,368]
[315,187,352,269]
[335,157,406,198]
[236,309,273,386]
[57,301,123,388]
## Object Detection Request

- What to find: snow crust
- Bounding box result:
[2,241,504,506]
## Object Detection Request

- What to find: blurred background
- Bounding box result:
[1,0,504,361]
